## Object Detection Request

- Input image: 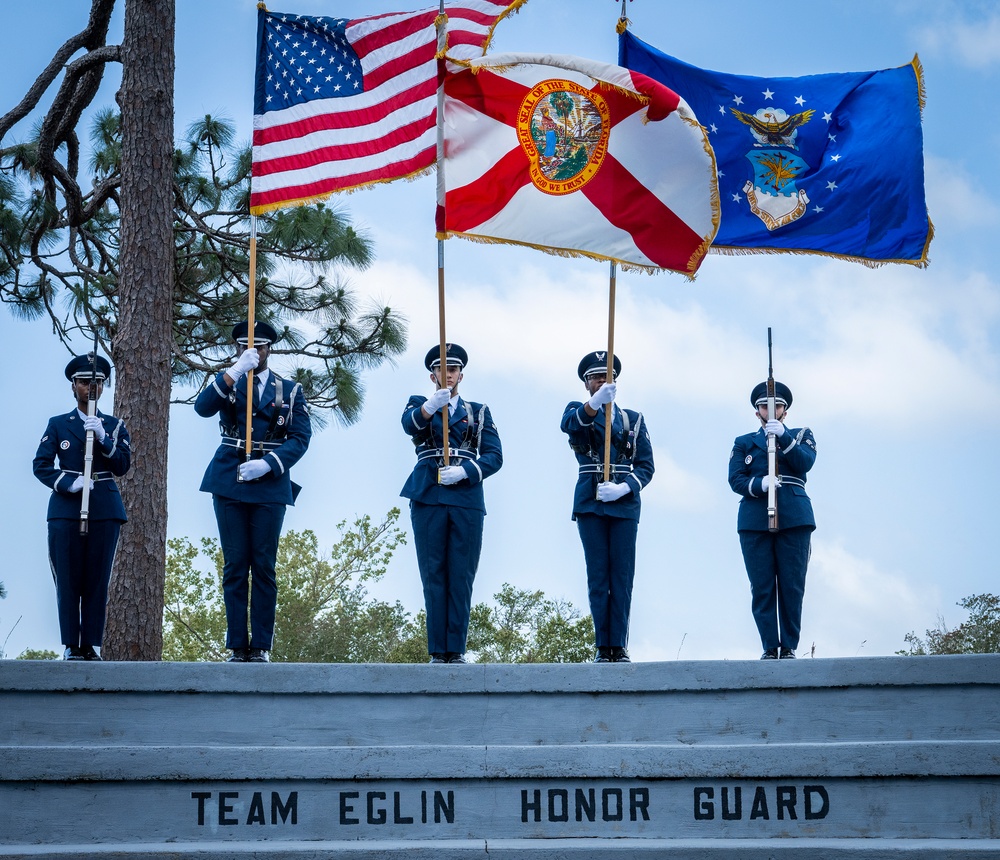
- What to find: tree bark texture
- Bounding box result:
[104,0,175,660]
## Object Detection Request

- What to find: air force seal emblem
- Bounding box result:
[731,106,815,231]
[517,80,610,196]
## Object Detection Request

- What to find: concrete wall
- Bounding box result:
[1,655,999,858]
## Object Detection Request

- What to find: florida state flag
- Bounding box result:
[438,53,719,275]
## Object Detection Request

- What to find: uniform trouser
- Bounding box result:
[410,501,484,655]
[577,514,639,648]
[213,496,286,651]
[48,519,121,648]
[739,526,813,651]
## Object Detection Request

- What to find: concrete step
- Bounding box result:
[2,655,998,858]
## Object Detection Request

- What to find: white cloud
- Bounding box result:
[803,538,939,657]
[914,10,1000,69]
[924,154,1000,229]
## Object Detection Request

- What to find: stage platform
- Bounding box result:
[2,655,999,858]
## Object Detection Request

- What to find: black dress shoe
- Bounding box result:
[611,647,631,663]
[593,647,612,663]
[429,653,447,664]
[63,646,85,661]
[81,645,103,661]
[447,653,467,664]
[226,649,249,662]
[761,648,779,660]
[247,648,270,663]
[779,647,796,659]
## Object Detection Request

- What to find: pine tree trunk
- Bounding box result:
[103,0,175,660]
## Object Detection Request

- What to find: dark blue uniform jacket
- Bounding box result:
[400,396,502,514]
[195,371,311,505]
[33,410,130,521]
[561,402,654,521]
[729,425,816,531]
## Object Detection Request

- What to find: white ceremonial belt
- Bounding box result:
[578,464,634,476]
[778,475,805,488]
[417,448,475,462]
[220,437,283,451]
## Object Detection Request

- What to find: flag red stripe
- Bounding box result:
[582,155,703,270]
[362,47,433,92]
[254,114,435,177]
[445,68,526,126]
[250,147,435,209]
[252,4,516,210]
[444,147,530,232]
[254,78,436,147]
[592,80,662,125]
[349,11,437,58]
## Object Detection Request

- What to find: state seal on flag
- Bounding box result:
[516,80,610,196]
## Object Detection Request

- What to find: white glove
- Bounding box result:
[83,415,106,442]
[762,475,782,491]
[596,481,631,503]
[69,476,95,493]
[764,419,786,438]
[587,382,617,411]
[229,348,260,381]
[238,459,272,481]
[424,388,451,414]
[438,465,466,485]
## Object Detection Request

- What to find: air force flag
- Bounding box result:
[620,31,932,267]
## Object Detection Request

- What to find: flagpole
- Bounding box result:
[603,261,617,483]
[436,0,449,468]
[244,215,258,465]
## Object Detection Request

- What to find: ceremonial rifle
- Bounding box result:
[766,327,779,533]
[79,331,100,536]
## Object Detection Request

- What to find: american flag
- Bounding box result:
[251,2,526,214]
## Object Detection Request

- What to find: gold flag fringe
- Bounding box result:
[436,230,704,279]
[480,0,530,55]
[435,0,530,61]
[707,236,932,269]
[678,111,723,252]
[911,54,927,114]
[452,57,651,111]
[249,164,435,216]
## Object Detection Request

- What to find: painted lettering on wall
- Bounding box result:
[339,790,454,825]
[191,791,297,826]
[521,787,650,823]
[693,785,830,821]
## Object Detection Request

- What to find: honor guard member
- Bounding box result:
[400,344,502,664]
[561,351,654,663]
[195,320,312,663]
[33,354,131,660]
[728,381,816,660]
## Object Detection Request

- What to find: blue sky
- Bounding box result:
[2,0,998,660]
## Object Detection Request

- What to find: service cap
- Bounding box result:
[232,320,279,345]
[577,351,621,381]
[425,343,468,370]
[65,353,111,382]
[751,381,793,408]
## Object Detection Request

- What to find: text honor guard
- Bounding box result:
[728,381,817,659]
[33,353,131,660]
[561,351,654,663]
[195,320,312,663]
[400,343,503,664]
